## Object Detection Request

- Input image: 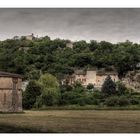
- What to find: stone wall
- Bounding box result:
[0,77,22,112]
[122,70,140,92]
[96,75,119,88]
[86,70,96,86]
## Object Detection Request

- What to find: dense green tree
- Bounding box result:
[87,83,94,90]
[36,73,60,107]
[101,75,116,96]
[0,35,140,81]
[116,81,128,95]
[23,80,42,109]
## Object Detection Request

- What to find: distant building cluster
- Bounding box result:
[61,68,119,88]
[66,42,73,48]
[13,33,37,41]
[25,33,36,41]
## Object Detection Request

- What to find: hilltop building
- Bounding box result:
[61,68,119,88]
[66,41,73,48]
[25,33,35,41]
[0,72,22,112]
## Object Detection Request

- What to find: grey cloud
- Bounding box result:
[0,8,140,43]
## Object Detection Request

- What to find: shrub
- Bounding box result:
[87,83,94,90]
[105,96,119,106]
[118,96,130,106]
[130,98,139,105]
[72,81,85,93]
[75,97,86,106]
[59,91,82,105]
[116,81,128,95]
[35,88,60,107]
[60,84,73,93]
[84,92,100,105]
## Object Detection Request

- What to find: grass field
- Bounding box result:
[0,110,140,133]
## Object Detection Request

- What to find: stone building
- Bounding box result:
[95,69,119,88]
[61,68,119,88]
[0,71,22,112]
[66,42,73,48]
[25,33,35,41]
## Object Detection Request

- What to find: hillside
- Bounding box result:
[0,35,140,81]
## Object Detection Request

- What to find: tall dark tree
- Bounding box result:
[101,75,116,96]
[23,80,42,109]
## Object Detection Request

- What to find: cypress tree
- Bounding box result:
[101,75,116,96]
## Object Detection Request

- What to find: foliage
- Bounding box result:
[35,73,60,107]
[116,81,128,95]
[38,73,59,89]
[0,36,140,79]
[101,75,116,96]
[105,96,119,106]
[2,35,140,108]
[35,88,60,107]
[117,96,130,106]
[130,98,139,105]
[87,83,94,90]
[105,96,130,107]
[23,80,42,109]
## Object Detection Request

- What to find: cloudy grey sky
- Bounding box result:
[0,8,140,43]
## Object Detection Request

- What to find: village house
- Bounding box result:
[62,68,119,88]
[0,71,22,112]
[66,41,73,48]
[25,33,35,41]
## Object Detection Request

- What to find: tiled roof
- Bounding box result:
[0,71,22,78]
[74,70,86,75]
[96,69,118,76]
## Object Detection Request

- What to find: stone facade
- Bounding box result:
[66,42,73,48]
[0,72,22,112]
[122,70,140,92]
[25,33,35,41]
[62,68,119,88]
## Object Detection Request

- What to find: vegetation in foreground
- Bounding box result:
[23,73,140,110]
[1,34,140,110]
[1,110,140,133]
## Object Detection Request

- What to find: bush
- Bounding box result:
[59,91,82,105]
[75,97,86,106]
[35,88,60,107]
[84,92,100,105]
[105,96,130,107]
[87,83,94,90]
[60,84,73,93]
[130,98,139,105]
[116,81,128,95]
[105,96,119,106]
[118,96,130,106]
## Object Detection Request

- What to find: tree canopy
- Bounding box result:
[0,36,139,81]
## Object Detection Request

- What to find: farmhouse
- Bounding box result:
[0,71,22,112]
[61,68,119,88]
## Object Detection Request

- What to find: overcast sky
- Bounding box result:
[0,8,140,43]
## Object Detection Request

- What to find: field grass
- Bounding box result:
[0,110,140,133]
